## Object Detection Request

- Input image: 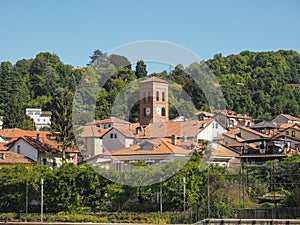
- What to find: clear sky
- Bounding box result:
[0,0,299,68]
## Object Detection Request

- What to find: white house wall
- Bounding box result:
[103,128,134,151]
[9,139,38,162]
[197,121,226,142]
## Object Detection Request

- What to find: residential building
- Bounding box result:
[272,114,300,124]
[214,110,253,128]
[25,108,52,131]
[103,138,191,170]
[77,124,108,158]
[6,135,78,168]
[0,151,33,167]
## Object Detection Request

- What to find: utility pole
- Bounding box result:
[160,177,163,214]
[207,165,210,219]
[41,178,44,223]
[26,182,28,214]
[183,177,186,214]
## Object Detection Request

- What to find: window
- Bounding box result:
[212,123,214,128]
[162,92,165,101]
[161,107,166,116]
[156,91,159,101]
[17,145,20,154]
[148,92,151,101]
[42,158,47,165]
[114,133,117,138]
[286,131,289,136]
[110,133,114,139]
[292,131,296,137]
[143,92,146,102]
[216,123,218,128]
[143,108,146,116]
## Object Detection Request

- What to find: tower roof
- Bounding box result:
[140,76,169,84]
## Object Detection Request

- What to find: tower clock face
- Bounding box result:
[146,107,151,115]
[156,106,161,115]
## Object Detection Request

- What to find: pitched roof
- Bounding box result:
[90,117,129,125]
[137,119,213,139]
[140,76,169,84]
[214,110,252,120]
[0,151,33,164]
[78,125,109,138]
[0,128,50,139]
[250,121,280,129]
[104,138,191,156]
[239,125,270,138]
[8,136,78,153]
[279,114,300,121]
[0,143,7,151]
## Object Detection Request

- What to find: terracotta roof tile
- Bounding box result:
[0,128,50,139]
[104,138,191,156]
[0,151,33,164]
[78,125,109,138]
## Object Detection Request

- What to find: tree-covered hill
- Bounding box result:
[207,50,300,120]
[0,49,300,129]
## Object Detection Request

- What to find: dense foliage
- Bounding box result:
[1,49,300,128]
[0,153,299,219]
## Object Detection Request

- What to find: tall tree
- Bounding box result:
[135,60,147,79]
[51,88,76,160]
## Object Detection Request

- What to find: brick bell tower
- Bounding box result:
[139,76,169,126]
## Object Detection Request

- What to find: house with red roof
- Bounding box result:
[0,151,33,167]
[102,138,191,169]
[6,135,78,168]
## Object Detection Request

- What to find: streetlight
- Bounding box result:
[41,178,44,223]
[183,177,186,214]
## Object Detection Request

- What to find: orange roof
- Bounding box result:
[277,123,297,129]
[0,143,7,151]
[91,117,129,125]
[0,151,33,164]
[0,128,50,139]
[140,76,168,84]
[215,110,252,120]
[137,119,213,139]
[78,125,109,138]
[104,138,191,156]
[223,128,241,139]
[8,136,78,153]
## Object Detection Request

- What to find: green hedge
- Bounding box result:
[0,212,174,223]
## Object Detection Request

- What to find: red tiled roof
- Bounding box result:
[215,110,252,120]
[90,117,129,125]
[0,128,50,139]
[0,151,33,164]
[78,125,109,138]
[0,143,7,151]
[8,136,78,153]
[137,119,213,139]
[104,138,191,156]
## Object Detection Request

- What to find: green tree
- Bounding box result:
[51,88,76,160]
[135,60,147,79]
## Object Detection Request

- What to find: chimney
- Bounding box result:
[182,133,187,142]
[171,134,177,145]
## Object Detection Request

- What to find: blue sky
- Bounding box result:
[0,0,299,70]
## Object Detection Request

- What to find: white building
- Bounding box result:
[0,116,3,130]
[25,108,52,131]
